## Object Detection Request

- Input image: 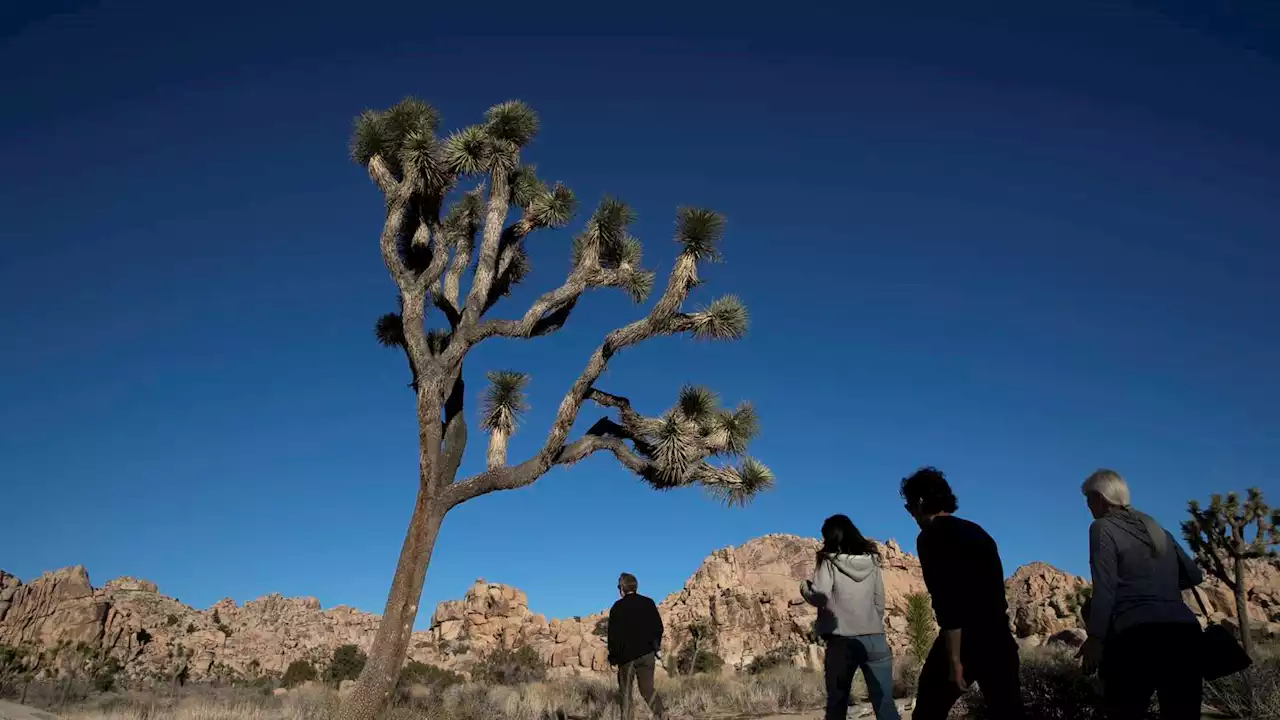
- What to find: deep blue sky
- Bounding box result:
[2,3,1278,627]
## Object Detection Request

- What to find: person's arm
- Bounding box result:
[919,530,965,685]
[649,599,664,654]
[607,604,622,665]
[1087,521,1118,641]
[1171,531,1204,590]
[800,557,834,608]
[873,564,885,619]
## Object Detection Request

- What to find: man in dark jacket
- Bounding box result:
[608,572,665,720]
[901,467,1024,720]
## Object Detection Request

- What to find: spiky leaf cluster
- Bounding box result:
[617,386,768,505]
[688,295,749,340]
[674,207,725,262]
[374,313,406,348]
[481,371,530,434]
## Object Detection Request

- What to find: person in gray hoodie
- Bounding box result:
[800,514,900,720]
[1079,469,1205,720]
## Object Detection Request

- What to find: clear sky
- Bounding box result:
[2,2,1278,628]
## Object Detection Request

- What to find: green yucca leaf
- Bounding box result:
[350,110,390,167]
[481,370,530,434]
[382,97,441,147]
[702,457,774,507]
[674,207,725,262]
[485,100,539,147]
[678,386,719,422]
[398,131,451,191]
[374,313,405,348]
[689,295,748,341]
[718,402,759,455]
[509,165,548,211]
[527,182,577,229]
[619,269,655,304]
[443,126,492,176]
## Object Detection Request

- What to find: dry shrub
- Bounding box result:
[1204,654,1280,720]
[660,666,824,717]
[61,685,336,720]
[892,656,921,699]
[55,664,826,720]
[955,646,1102,720]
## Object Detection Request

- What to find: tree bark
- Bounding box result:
[1233,555,1254,658]
[337,485,446,720]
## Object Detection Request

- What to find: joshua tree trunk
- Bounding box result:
[338,487,445,720]
[1233,556,1254,658]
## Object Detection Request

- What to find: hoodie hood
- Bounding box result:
[1105,507,1170,558]
[824,553,878,582]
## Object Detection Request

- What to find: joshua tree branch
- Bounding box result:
[587,389,647,430]
[368,155,400,197]
[458,170,512,332]
[444,255,699,506]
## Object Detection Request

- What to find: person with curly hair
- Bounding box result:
[900,467,1023,719]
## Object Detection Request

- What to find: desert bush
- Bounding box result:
[745,643,801,675]
[1204,654,1280,719]
[396,659,463,698]
[322,644,366,686]
[592,617,609,638]
[0,644,32,697]
[471,645,548,686]
[892,656,921,699]
[89,655,124,692]
[904,591,936,663]
[662,666,824,717]
[956,647,1101,719]
[281,659,317,688]
[674,646,724,675]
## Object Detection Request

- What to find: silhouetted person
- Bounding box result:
[1078,469,1204,720]
[608,572,665,720]
[800,514,901,720]
[901,467,1024,720]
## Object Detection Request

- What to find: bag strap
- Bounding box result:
[1190,586,1211,618]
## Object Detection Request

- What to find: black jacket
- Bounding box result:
[607,593,664,665]
[917,515,1011,633]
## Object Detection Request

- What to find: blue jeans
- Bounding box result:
[823,633,900,720]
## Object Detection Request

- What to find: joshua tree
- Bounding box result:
[338,97,772,720]
[1183,488,1280,658]
[904,591,936,663]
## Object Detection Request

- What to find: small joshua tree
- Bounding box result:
[338,97,772,720]
[1183,488,1280,658]
[904,591,936,663]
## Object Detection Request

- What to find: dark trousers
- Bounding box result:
[913,628,1024,720]
[824,634,900,720]
[617,652,664,720]
[1101,622,1202,720]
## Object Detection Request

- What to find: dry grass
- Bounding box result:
[50,669,828,720]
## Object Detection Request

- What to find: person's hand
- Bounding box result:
[949,659,967,692]
[1076,637,1103,676]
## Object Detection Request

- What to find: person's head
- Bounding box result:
[617,572,638,598]
[819,514,878,558]
[900,466,959,529]
[1081,469,1130,520]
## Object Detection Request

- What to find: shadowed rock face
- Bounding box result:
[3,534,1277,681]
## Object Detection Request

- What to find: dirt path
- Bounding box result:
[0,700,61,720]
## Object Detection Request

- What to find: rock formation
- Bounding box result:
[3,534,1278,684]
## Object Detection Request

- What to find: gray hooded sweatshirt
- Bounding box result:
[1087,506,1203,642]
[799,554,886,638]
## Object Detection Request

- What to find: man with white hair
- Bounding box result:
[1078,469,1205,720]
